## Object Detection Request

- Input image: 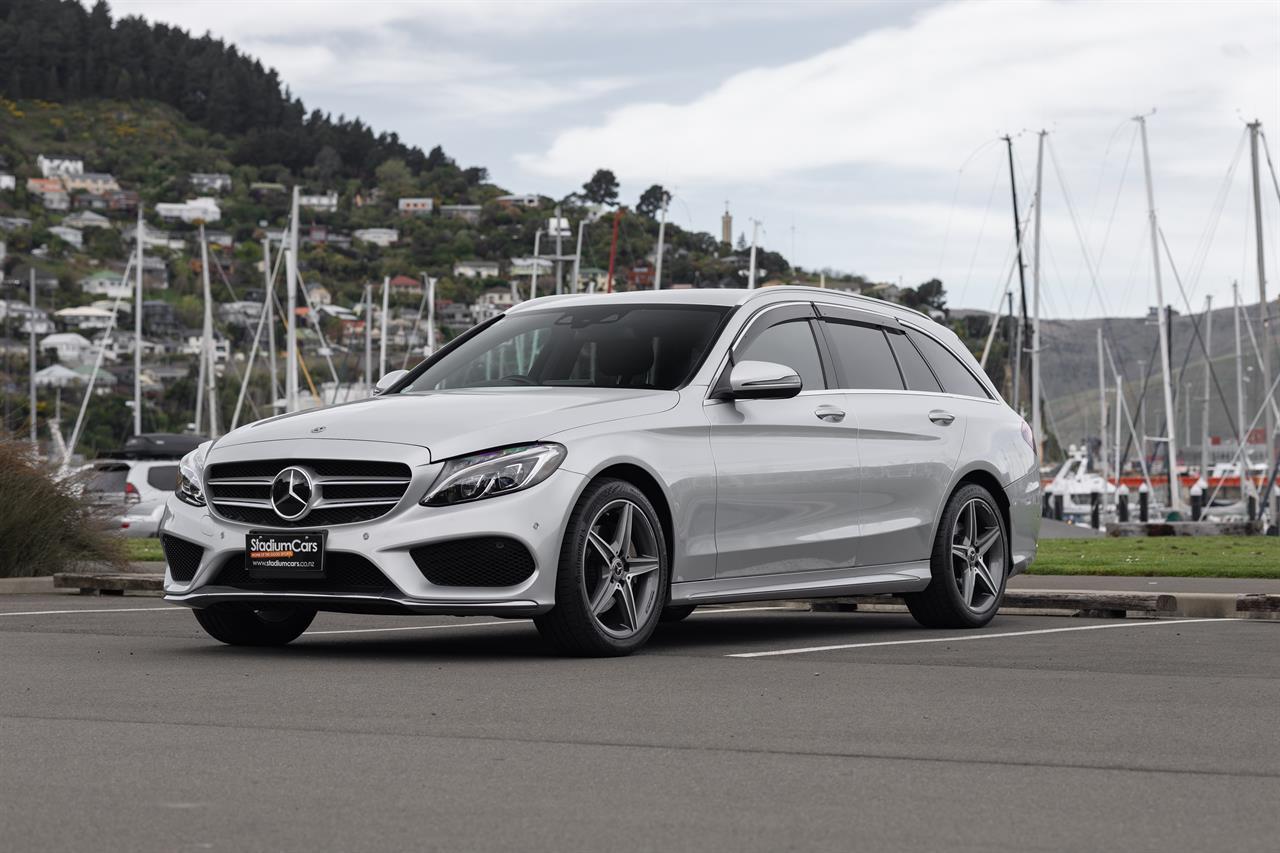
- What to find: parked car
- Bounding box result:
[87,434,203,538]
[161,288,1040,655]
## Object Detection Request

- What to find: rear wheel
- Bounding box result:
[193,604,316,646]
[535,479,669,656]
[905,484,1008,629]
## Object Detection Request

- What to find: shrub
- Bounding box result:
[0,439,127,578]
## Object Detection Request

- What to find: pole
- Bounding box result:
[379,274,390,378]
[654,195,668,291]
[285,186,300,413]
[747,219,760,289]
[1136,114,1180,510]
[1097,327,1108,507]
[530,231,542,301]
[133,204,143,435]
[1006,291,1016,400]
[199,224,218,438]
[1003,134,1031,414]
[571,219,585,294]
[28,267,36,448]
[363,283,372,389]
[606,208,621,293]
[554,205,563,295]
[1234,282,1249,468]
[1248,122,1274,517]
[1031,130,1046,465]
[1201,295,1213,476]
[426,274,436,355]
[264,236,279,411]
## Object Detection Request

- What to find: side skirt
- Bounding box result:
[669,561,932,606]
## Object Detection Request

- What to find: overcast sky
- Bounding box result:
[112,0,1278,319]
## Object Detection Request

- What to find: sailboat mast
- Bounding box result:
[654,195,668,291]
[199,223,218,438]
[1097,327,1108,506]
[1200,295,1213,476]
[133,204,144,435]
[1031,130,1045,465]
[264,235,278,412]
[28,267,36,448]
[1002,135,1030,413]
[1234,282,1248,464]
[285,187,300,412]
[1248,121,1273,518]
[364,283,373,389]
[1136,114,1181,511]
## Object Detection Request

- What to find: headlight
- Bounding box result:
[176,441,212,507]
[422,443,566,507]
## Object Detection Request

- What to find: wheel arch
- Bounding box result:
[946,466,1012,539]
[588,462,676,568]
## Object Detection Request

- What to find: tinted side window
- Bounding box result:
[822,321,903,390]
[737,320,825,391]
[905,329,989,398]
[887,330,941,392]
[146,465,179,491]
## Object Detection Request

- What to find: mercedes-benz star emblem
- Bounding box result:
[270,466,315,521]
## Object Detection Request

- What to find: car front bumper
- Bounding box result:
[160,440,586,616]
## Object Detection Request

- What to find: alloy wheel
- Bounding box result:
[582,499,662,639]
[950,497,1005,612]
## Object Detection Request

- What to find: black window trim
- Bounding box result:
[898,321,997,401]
[709,301,835,399]
[813,317,908,392]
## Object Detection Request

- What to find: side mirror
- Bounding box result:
[373,369,409,395]
[728,360,802,400]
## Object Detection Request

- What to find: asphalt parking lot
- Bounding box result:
[2,596,1277,853]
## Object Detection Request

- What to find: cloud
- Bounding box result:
[518,0,1277,184]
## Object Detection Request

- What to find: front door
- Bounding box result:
[707,304,862,578]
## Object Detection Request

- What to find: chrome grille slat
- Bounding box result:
[206,457,413,527]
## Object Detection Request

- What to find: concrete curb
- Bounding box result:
[52,573,164,596]
[0,576,59,595]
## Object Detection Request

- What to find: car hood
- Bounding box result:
[212,387,678,461]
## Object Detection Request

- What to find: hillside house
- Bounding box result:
[397,197,434,216]
[123,223,186,252]
[218,301,263,327]
[36,155,84,178]
[0,174,15,191]
[107,190,139,212]
[190,173,233,193]
[437,300,473,329]
[249,182,286,199]
[304,282,332,306]
[156,197,221,223]
[64,210,111,229]
[353,228,398,247]
[34,364,84,389]
[142,301,183,339]
[40,332,97,364]
[452,259,500,279]
[0,300,53,334]
[509,257,553,280]
[49,225,84,248]
[475,283,516,322]
[72,193,107,210]
[299,191,339,212]
[496,194,540,209]
[79,269,130,298]
[202,230,235,248]
[386,274,422,296]
[27,178,69,210]
[179,333,230,364]
[61,173,120,194]
[627,263,655,289]
[440,204,481,224]
[0,216,32,232]
[54,306,116,331]
[3,265,57,292]
[302,225,351,249]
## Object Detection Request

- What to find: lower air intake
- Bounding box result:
[410,537,536,587]
[161,535,204,582]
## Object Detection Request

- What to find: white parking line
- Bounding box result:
[727,618,1226,658]
[0,606,181,617]
[306,620,518,636]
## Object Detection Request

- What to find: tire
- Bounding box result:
[193,603,316,646]
[905,483,1008,629]
[659,604,697,623]
[534,478,670,656]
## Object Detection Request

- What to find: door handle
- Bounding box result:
[814,405,845,423]
[929,409,956,425]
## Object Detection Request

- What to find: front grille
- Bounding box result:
[210,551,393,592]
[162,535,204,582]
[411,537,536,587]
[204,458,412,527]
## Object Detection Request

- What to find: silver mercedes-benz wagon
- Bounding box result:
[161,287,1040,656]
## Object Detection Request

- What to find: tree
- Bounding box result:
[375,158,414,201]
[902,278,947,315]
[636,184,671,218]
[581,169,619,206]
[312,146,342,183]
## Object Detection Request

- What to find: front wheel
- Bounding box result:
[905,484,1008,629]
[535,479,669,656]
[193,604,316,646]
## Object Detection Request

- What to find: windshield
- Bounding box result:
[399,304,730,393]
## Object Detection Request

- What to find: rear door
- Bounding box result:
[816,305,966,566]
[706,303,862,578]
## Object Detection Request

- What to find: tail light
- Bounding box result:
[125,482,141,506]
[1021,420,1035,449]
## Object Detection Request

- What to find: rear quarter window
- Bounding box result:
[904,328,990,399]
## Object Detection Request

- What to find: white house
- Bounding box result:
[123,223,186,252]
[0,174,15,191]
[496,193,540,208]
[54,306,116,331]
[79,270,131,298]
[155,197,221,224]
[299,191,339,212]
[353,228,399,247]
[64,210,111,229]
[34,364,84,388]
[180,334,230,364]
[509,257,553,278]
[40,332,97,365]
[37,154,84,178]
[61,173,120,194]
[49,225,84,248]
[189,172,233,193]
[398,197,434,216]
[218,301,263,327]
[440,204,482,224]
[453,259,501,279]
[303,282,332,306]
